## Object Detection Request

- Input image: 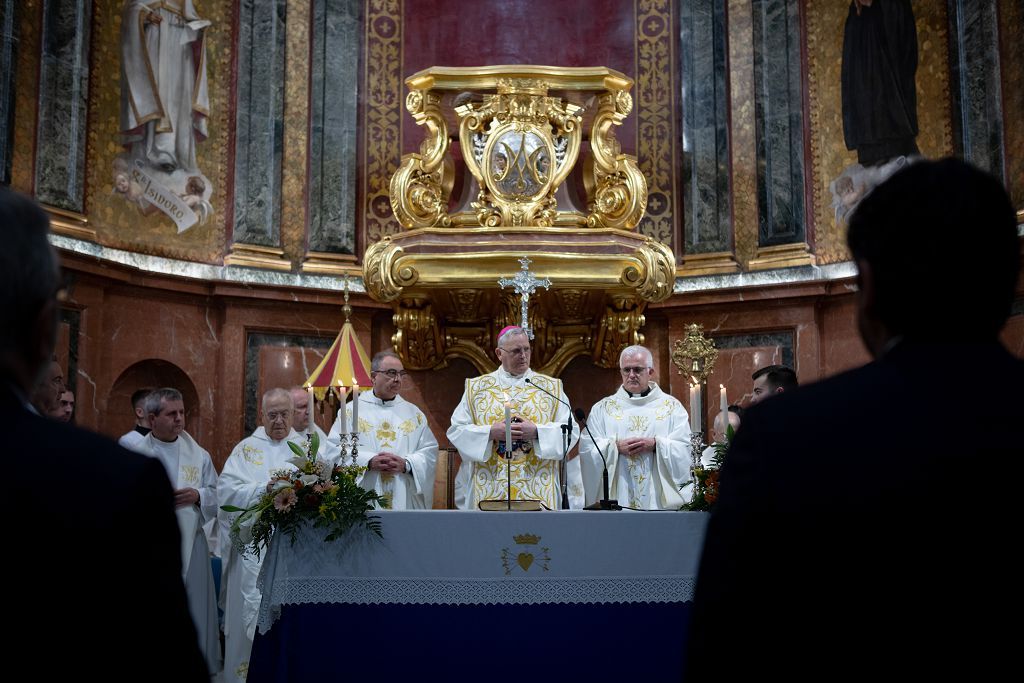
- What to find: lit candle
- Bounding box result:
[351,378,359,432]
[689,382,700,433]
[337,382,347,434]
[504,401,513,450]
[720,384,728,417]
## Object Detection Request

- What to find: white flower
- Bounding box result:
[286,456,307,469]
[271,480,292,493]
[317,459,334,480]
[299,474,319,486]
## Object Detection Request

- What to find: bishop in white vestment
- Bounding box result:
[139,388,221,676]
[580,346,693,510]
[217,389,305,683]
[328,351,438,509]
[447,326,581,510]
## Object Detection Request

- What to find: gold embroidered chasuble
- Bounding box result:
[448,368,579,510]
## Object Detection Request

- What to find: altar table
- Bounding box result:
[248,510,708,682]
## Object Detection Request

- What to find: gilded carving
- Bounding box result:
[622,238,675,303]
[454,79,583,227]
[391,299,442,370]
[671,324,719,384]
[592,300,647,369]
[363,237,411,302]
[587,92,647,230]
[390,90,454,228]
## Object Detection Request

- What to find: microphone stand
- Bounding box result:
[575,408,620,511]
[524,378,574,510]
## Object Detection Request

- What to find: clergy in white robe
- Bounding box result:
[217,388,304,683]
[120,0,210,173]
[140,388,221,677]
[117,388,154,450]
[580,346,693,510]
[289,386,335,461]
[447,326,581,510]
[327,351,438,509]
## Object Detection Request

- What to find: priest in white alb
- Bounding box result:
[290,385,335,460]
[327,351,438,509]
[448,326,581,510]
[580,345,693,510]
[138,387,221,676]
[218,388,304,683]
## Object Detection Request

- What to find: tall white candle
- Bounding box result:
[351,378,359,432]
[720,384,728,417]
[307,385,315,428]
[504,402,513,449]
[337,383,347,434]
[689,382,700,433]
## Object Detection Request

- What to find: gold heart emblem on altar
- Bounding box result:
[516,553,534,571]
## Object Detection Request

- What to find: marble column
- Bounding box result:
[0,0,18,186]
[308,0,360,256]
[232,0,288,249]
[35,0,91,213]
[751,0,806,248]
[947,0,1005,181]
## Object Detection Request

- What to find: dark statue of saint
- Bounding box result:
[841,0,919,166]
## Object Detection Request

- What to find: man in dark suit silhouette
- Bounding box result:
[685,158,1022,681]
[0,188,208,680]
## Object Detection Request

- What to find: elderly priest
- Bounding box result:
[448,326,581,510]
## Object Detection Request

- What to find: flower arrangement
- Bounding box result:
[220,434,385,557]
[683,425,732,512]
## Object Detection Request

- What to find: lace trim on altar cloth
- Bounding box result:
[257,575,697,633]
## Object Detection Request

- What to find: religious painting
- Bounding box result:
[114,0,213,232]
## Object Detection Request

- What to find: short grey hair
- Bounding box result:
[619,345,653,369]
[497,326,528,348]
[144,387,183,416]
[371,350,401,371]
[261,387,293,411]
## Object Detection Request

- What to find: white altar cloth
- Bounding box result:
[257,510,707,633]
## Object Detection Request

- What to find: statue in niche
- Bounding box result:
[115,0,213,232]
[832,0,920,223]
[841,0,919,166]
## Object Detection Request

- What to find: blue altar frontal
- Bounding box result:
[249,510,708,682]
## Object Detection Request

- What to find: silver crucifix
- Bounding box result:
[498,257,551,340]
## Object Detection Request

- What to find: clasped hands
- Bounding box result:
[489,417,538,442]
[173,487,200,509]
[368,451,409,474]
[617,437,656,458]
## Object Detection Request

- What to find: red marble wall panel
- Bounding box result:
[401,0,638,155]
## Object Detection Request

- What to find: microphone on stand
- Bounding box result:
[523,377,574,509]
[574,408,620,511]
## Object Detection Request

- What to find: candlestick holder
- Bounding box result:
[689,430,707,491]
[349,431,360,466]
[335,432,350,466]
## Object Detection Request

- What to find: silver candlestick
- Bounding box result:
[349,431,359,466]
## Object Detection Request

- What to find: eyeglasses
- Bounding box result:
[498,346,531,356]
[265,411,290,421]
[374,369,409,379]
[620,366,650,376]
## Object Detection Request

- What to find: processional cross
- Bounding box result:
[498,257,550,340]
